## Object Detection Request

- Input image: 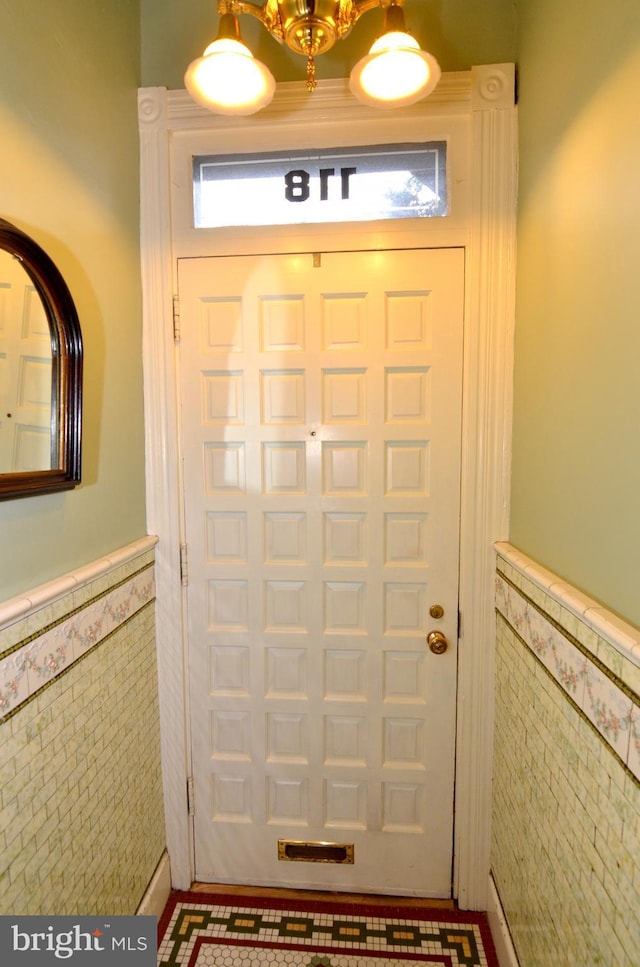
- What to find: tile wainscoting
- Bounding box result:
[492,542,639,967]
[0,537,166,914]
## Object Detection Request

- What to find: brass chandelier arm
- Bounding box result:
[217,0,269,15]
[217,1,285,41]
[352,0,405,17]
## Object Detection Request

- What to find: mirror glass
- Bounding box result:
[0,219,82,499]
[0,250,54,473]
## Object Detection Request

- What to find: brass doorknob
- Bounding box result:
[427,630,449,655]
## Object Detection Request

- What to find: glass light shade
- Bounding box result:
[350,31,441,108]
[184,38,276,116]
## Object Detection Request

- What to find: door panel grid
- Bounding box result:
[180,247,464,896]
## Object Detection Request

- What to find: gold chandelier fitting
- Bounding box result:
[185,0,441,115]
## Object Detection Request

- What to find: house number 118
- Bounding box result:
[284,166,357,203]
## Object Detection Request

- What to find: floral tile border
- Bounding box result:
[494,542,640,677]
[629,706,640,780]
[494,546,639,783]
[0,541,156,723]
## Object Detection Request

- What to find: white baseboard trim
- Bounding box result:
[137,851,172,918]
[487,874,519,967]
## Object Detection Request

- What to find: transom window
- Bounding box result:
[193,142,447,229]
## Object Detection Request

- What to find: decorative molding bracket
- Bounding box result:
[471,63,516,111]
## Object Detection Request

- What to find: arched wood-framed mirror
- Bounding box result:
[0,219,82,499]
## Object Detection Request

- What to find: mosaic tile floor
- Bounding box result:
[158,892,498,967]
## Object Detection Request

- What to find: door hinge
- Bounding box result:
[187,777,195,817]
[179,542,189,587]
[172,294,181,341]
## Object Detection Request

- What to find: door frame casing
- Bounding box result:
[138,66,517,910]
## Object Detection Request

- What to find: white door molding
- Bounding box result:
[138,65,517,908]
[455,64,518,909]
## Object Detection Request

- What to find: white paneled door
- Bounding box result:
[179,247,464,896]
[0,256,52,473]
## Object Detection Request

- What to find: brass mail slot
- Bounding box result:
[278,840,355,864]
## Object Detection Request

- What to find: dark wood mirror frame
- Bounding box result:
[0,218,82,499]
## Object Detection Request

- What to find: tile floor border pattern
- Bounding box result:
[158,894,497,967]
[0,562,155,723]
[495,568,640,785]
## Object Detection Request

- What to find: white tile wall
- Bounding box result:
[492,542,639,967]
[0,537,165,915]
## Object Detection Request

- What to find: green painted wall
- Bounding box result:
[141,0,517,89]
[511,0,640,625]
[0,1,145,601]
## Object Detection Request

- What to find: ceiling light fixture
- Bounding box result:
[185,1,441,116]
